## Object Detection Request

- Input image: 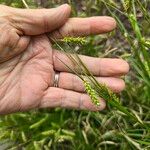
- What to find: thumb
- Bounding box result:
[1,4,71,35]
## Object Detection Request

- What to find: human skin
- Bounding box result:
[0,4,129,115]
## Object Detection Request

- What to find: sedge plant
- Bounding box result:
[52,36,148,128]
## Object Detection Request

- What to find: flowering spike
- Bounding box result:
[122,0,130,12]
[83,79,100,106]
[61,37,87,45]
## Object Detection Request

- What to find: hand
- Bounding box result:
[0,5,129,114]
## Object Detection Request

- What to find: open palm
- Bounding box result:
[0,35,55,113]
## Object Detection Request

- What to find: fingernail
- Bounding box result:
[104,16,117,29]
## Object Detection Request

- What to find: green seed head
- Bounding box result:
[83,79,100,106]
[122,0,130,12]
[61,37,87,45]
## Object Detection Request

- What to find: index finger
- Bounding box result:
[49,16,116,39]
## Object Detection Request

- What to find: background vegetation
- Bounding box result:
[0,0,150,149]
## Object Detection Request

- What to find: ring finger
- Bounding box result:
[56,72,125,93]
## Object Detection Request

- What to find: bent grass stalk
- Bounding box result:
[51,37,148,129]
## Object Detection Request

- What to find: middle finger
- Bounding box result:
[53,50,129,77]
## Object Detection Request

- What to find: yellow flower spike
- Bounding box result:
[122,0,130,12]
[61,37,87,45]
[83,79,100,106]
